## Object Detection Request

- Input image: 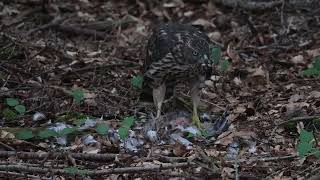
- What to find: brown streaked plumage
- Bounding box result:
[141,23,215,127]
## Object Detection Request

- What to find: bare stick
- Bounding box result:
[0,151,117,162]
[0,162,196,176]
[226,155,298,164]
[55,24,110,39]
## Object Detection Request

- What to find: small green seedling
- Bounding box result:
[131,75,143,89]
[302,56,320,77]
[71,90,84,104]
[15,129,34,140]
[210,45,221,65]
[118,116,135,140]
[2,98,26,120]
[64,167,89,177]
[297,129,320,158]
[95,123,109,135]
[220,59,230,72]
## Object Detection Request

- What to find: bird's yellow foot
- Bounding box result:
[192,112,202,128]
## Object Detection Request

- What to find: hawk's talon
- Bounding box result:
[192,111,203,129]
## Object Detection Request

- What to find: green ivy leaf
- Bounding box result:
[284,121,296,131]
[298,142,313,157]
[220,59,230,72]
[64,167,79,175]
[187,132,196,139]
[78,169,89,176]
[64,167,88,176]
[299,129,314,143]
[312,150,320,159]
[118,127,129,140]
[312,118,320,125]
[210,46,221,65]
[71,90,84,104]
[38,129,58,139]
[2,108,17,120]
[302,56,320,77]
[313,56,320,70]
[131,75,143,89]
[302,68,320,77]
[95,124,109,135]
[58,127,76,136]
[5,98,19,107]
[121,116,135,129]
[16,129,34,140]
[14,105,26,114]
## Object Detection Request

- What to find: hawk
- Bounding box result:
[141,23,217,127]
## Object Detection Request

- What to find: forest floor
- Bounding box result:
[0,0,320,179]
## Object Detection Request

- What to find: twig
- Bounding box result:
[276,115,320,126]
[2,7,42,27]
[67,63,138,74]
[227,155,298,164]
[213,0,282,10]
[54,24,111,39]
[308,166,320,180]
[0,151,117,162]
[269,115,320,141]
[0,170,46,179]
[0,162,196,176]
[26,15,69,36]
[0,142,15,151]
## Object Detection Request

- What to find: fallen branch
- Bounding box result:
[2,7,42,27]
[213,0,282,10]
[0,151,117,162]
[26,15,69,36]
[54,24,110,39]
[277,115,320,126]
[0,162,196,176]
[0,170,46,179]
[227,155,298,164]
[269,115,320,141]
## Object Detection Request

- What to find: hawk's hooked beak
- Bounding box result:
[202,54,213,79]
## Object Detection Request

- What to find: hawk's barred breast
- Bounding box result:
[143,22,212,89]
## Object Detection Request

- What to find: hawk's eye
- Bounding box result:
[192,51,199,56]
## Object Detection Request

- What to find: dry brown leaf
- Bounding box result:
[246,66,269,87]
[215,130,257,146]
[163,0,184,8]
[309,91,320,98]
[172,142,188,157]
[272,171,289,180]
[234,105,246,114]
[288,93,304,103]
[192,18,216,28]
[306,48,320,57]
[0,130,15,139]
[290,55,305,64]
[221,167,235,179]
[208,31,222,41]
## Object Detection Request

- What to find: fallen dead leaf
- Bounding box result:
[290,55,305,64]
[288,93,304,103]
[215,130,257,146]
[246,66,268,87]
[309,91,320,98]
[192,18,216,28]
[84,90,97,106]
[208,31,221,41]
[306,48,320,57]
[221,167,235,179]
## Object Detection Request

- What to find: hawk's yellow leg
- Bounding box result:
[191,84,203,128]
[153,83,166,119]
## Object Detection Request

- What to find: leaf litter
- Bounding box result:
[0,0,320,179]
